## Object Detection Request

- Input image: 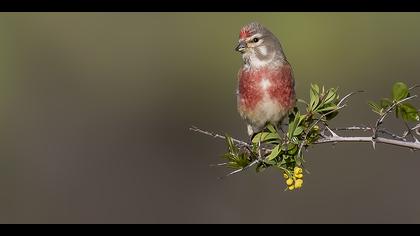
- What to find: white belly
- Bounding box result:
[239,92,288,132]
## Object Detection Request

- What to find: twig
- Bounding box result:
[209,162,229,167]
[409,85,420,91]
[332,126,372,132]
[189,126,249,147]
[374,96,417,136]
[332,126,407,141]
[218,159,260,179]
[372,95,418,148]
[403,122,419,142]
[190,126,271,178]
[314,136,420,150]
[338,91,365,107]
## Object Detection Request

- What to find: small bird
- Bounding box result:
[235,22,296,137]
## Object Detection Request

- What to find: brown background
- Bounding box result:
[0,13,419,223]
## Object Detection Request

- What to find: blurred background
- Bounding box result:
[0,13,419,223]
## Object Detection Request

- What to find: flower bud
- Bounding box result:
[295,179,304,188]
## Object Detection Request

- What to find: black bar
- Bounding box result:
[0,0,417,12]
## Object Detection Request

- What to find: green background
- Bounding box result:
[0,13,419,223]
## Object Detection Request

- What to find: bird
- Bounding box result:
[235,22,296,137]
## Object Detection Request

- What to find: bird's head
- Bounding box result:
[235,22,285,67]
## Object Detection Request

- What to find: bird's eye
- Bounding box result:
[253,38,259,43]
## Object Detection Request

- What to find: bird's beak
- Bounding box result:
[235,41,247,52]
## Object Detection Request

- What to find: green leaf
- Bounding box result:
[266,145,281,161]
[223,153,234,162]
[290,137,300,144]
[288,123,296,139]
[225,151,251,169]
[392,82,409,101]
[368,101,382,115]
[266,123,277,133]
[323,88,338,105]
[288,112,304,139]
[380,98,392,109]
[287,144,298,155]
[310,84,320,111]
[326,111,339,120]
[225,134,238,154]
[398,103,420,122]
[263,159,277,165]
[317,104,338,113]
[252,132,280,144]
[297,98,309,106]
[293,126,304,136]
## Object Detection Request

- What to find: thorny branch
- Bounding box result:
[189,126,272,178]
[372,95,418,149]
[190,125,420,153]
[190,121,420,177]
[331,127,407,141]
[190,83,420,181]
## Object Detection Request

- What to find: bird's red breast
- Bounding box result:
[238,64,295,114]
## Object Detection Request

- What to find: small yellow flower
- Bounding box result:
[295,179,304,188]
[286,178,294,186]
[283,173,289,179]
[288,185,295,191]
[294,167,303,175]
[295,173,304,179]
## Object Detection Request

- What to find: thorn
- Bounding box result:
[220,168,244,179]
[409,84,420,91]
[209,163,229,167]
[325,126,339,137]
[218,159,260,180]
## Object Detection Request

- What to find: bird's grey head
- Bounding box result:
[235,22,286,68]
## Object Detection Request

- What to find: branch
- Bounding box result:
[190,126,420,154]
[189,126,270,178]
[371,95,418,149]
[373,95,418,139]
[413,123,420,136]
[191,81,420,190]
[189,126,250,147]
[409,85,420,91]
[315,136,420,150]
[332,126,407,141]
